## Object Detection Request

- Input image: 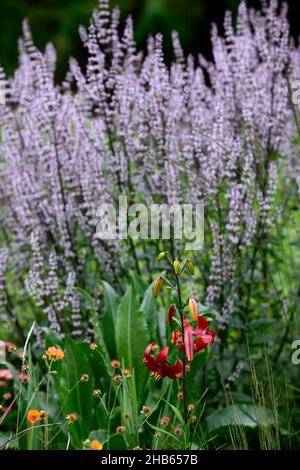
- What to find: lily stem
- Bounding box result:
[175,274,188,425]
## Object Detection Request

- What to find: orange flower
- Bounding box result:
[27,409,41,424]
[91,439,103,450]
[45,347,64,361]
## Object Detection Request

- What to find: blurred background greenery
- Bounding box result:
[0,0,298,80]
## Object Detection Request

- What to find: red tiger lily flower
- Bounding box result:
[171,316,215,362]
[144,342,183,380]
[194,316,215,353]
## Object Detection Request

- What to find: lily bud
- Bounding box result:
[153,277,164,297]
[157,251,166,261]
[188,297,198,321]
[173,259,181,275]
[186,260,195,275]
[168,304,177,325]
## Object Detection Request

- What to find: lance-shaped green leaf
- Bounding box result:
[102,281,119,357]
[116,286,150,401]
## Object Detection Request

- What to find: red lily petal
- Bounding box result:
[143,357,157,371]
[171,330,184,350]
[200,333,215,344]
[163,358,183,378]
[195,338,207,352]
[195,330,215,352]
[144,342,158,367]
[184,324,195,362]
[157,345,169,365]
[194,315,209,335]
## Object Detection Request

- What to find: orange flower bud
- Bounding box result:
[66,412,78,423]
[80,373,89,382]
[153,277,164,297]
[173,427,182,436]
[116,425,126,434]
[188,297,198,321]
[141,406,151,415]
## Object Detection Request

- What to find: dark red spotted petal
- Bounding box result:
[143,357,157,371]
[157,345,169,365]
[144,342,158,367]
[163,358,183,379]
[194,315,209,335]
[195,338,207,352]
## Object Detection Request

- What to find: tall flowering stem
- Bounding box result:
[175,272,188,424]
[148,252,216,430]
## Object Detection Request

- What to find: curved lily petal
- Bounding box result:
[184,324,195,362]
[163,358,183,378]
[144,342,159,367]
[194,316,209,335]
[157,345,169,365]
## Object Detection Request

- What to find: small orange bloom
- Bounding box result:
[27,409,41,424]
[116,425,126,434]
[160,415,170,427]
[122,368,132,378]
[141,406,151,415]
[80,373,89,382]
[173,427,182,436]
[46,347,64,361]
[91,439,103,450]
[111,359,121,369]
[66,412,78,423]
[7,343,16,353]
[113,374,122,383]
[3,392,12,401]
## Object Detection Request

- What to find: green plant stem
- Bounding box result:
[44,360,53,450]
[175,274,188,425]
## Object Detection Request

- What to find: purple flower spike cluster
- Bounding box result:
[0,0,299,337]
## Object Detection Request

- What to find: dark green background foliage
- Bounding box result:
[2,0,298,81]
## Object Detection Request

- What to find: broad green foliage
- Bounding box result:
[116,286,150,401]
